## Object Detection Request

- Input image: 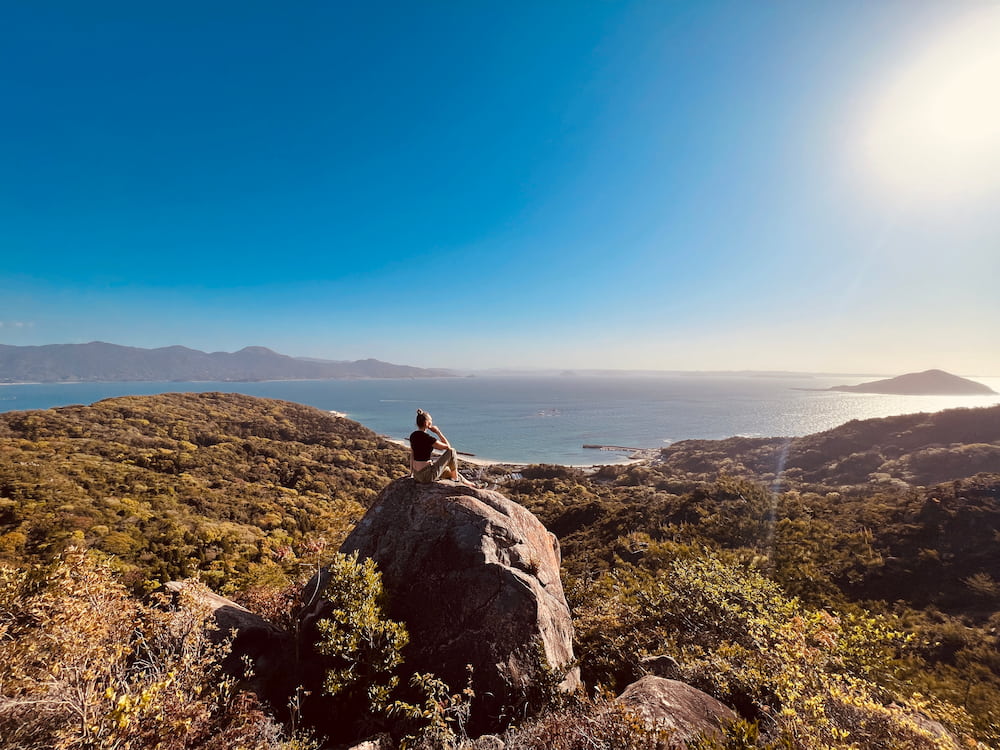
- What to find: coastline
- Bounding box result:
[384,436,504,467]
[8,375,997,468]
[383,436,650,470]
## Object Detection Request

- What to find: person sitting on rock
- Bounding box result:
[409,409,481,487]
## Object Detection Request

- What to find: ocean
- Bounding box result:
[2,374,999,466]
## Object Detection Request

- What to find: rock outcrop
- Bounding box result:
[304,478,580,734]
[616,676,736,747]
[163,581,295,709]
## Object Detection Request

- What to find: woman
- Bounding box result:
[409,409,481,487]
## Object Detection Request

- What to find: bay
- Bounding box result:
[1,374,999,466]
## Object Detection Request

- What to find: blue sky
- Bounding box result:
[3,1,998,374]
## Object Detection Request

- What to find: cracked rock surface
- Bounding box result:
[329,477,580,734]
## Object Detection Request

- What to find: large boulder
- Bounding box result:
[304,478,580,734]
[617,676,736,747]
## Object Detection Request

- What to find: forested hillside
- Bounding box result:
[499,405,1000,745]
[2,395,998,748]
[0,392,408,590]
[654,404,1000,487]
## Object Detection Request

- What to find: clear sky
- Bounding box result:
[3,1,998,374]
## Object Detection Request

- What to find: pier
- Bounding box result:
[583,444,661,460]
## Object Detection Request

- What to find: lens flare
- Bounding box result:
[858,5,1000,204]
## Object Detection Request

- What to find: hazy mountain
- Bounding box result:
[0,342,452,383]
[829,368,995,395]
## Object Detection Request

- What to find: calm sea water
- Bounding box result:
[2,374,999,465]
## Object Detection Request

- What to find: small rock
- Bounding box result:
[163,580,295,709]
[640,654,682,680]
[901,711,962,749]
[345,734,392,750]
[617,675,736,746]
[469,735,506,750]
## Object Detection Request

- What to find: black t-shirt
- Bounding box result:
[409,430,438,461]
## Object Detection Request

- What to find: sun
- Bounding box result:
[858,5,1000,205]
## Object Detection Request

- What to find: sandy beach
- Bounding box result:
[385,437,503,467]
[384,436,649,471]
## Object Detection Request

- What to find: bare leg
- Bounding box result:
[436,448,479,487]
[448,456,480,487]
[453,471,477,487]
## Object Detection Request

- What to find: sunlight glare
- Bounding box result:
[858,6,1000,204]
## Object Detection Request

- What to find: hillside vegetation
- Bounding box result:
[0,392,408,591]
[2,394,999,748]
[654,404,1000,487]
[500,405,1000,745]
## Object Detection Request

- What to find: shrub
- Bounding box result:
[0,547,309,749]
[311,551,409,742]
[388,670,475,749]
[571,552,970,749]
[499,696,665,750]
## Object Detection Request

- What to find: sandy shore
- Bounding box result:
[385,437,504,466]
[383,436,648,470]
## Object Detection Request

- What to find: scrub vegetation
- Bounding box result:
[0,392,404,593]
[1,393,998,748]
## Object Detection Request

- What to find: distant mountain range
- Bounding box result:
[0,342,452,383]
[829,369,996,396]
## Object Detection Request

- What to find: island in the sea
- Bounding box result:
[829,369,996,396]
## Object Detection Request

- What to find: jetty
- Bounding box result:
[583,444,661,461]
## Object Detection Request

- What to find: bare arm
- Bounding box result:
[428,425,451,449]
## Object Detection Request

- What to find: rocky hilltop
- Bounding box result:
[174,478,735,747]
[829,368,995,395]
[0,341,451,382]
[1,392,995,748]
[326,478,580,734]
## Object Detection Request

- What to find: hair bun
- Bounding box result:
[416,409,424,415]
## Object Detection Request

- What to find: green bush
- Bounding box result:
[315,551,409,711]
[571,552,968,749]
